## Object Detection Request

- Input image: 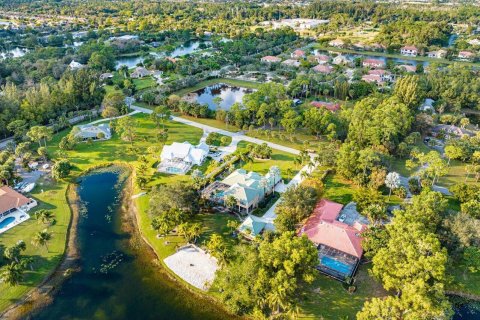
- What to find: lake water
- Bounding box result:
[34,168,234,320]
[115,56,145,70]
[169,40,211,57]
[192,84,255,110]
[452,298,480,320]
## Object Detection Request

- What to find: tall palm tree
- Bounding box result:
[0,262,24,286]
[31,229,52,252]
[35,210,55,225]
[269,166,281,191]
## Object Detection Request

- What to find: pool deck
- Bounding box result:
[163,244,219,291]
[0,210,31,234]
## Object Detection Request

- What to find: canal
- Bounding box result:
[33,167,234,320]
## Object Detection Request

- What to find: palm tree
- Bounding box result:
[35,210,55,225]
[269,166,281,192]
[286,168,293,181]
[31,229,52,252]
[224,195,237,212]
[0,262,24,286]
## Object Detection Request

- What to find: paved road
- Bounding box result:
[130,104,300,155]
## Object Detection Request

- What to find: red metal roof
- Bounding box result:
[299,199,365,259]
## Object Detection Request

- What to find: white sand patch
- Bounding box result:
[163,245,219,291]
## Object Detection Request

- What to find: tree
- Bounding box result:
[206,233,228,265]
[385,172,401,200]
[275,185,318,232]
[26,126,53,148]
[117,116,137,144]
[214,232,318,318]
[35,209,55,225]
[4,241,26,263]
[151,208,186,237]
[280,110,301,138]
[37,146,48,162]
[226,219,239,233]
[0,262,25,286]
[177,222,202,243]
[148,182,200,216]
[151,105,171,129]
[393,75,426,109]
[444,145,463,166]
[406,151,448,186]
[31,229,53,252]
[52,159,72,180]
[224,195,237,211]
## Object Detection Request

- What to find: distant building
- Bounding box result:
[399,64,417,73]
[130,67,151,79]
[362,58,385,69]
[367,69,394,82]
[291,49,306,59]
[75,123,111,141]
[261,56,282,63]
[427,50,447,59]
[419,98,436,113]
[467,39,480,46]
[458,51,475,61]
[400,45,418,57]
[314,54,330,64]
[312,64,334,74]
[431,124,475,139]
[332,55,350,66]
[99,73,113,81]
[281,59,300,68]
[69,60,85,70]
[310,101,341,112]
[328,39,345,48]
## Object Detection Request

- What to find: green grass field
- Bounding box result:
[300,264,386,319]
[0,178,70,312]
[236,141,298,182]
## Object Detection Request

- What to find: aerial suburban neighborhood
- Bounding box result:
[0,0,479,319]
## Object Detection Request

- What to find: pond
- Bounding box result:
[190,83,255,110]
[115,56,145,70]
[168,40,211,58]
[452,298,480,320]
[34,167,234,320]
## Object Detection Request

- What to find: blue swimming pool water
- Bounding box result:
[0,217,15,229]
[321,256,353,275]
[166,167,182,174]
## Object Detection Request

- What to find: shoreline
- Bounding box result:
[0,183,81,320]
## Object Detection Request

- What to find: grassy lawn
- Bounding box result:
[47,113,203,174]
[133,77,157,91]
[246,128,323,151]
[323,173,357,205]
[299,264,386,319]
[236,141,298,182]
[0,178,70,312]
[178,115,240,132]
[173,78,260,96]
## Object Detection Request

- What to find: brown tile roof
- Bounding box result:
[0,186,31,214]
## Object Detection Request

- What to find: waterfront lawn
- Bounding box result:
[299,264,386,319]
[133,77,157,91]
[47,113,203,174]
[236,141,298,182]
[448,261,480,296]
[173,78,260,96]
[0,178,70,312]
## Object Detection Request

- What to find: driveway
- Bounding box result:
[130,104,300,155]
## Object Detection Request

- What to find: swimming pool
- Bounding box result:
[321,256,354,276]
[166,167,183,174]
[0,217,16,229]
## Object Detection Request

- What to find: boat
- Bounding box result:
[22,183,35,193]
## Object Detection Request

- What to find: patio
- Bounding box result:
[0,210,31,234]
[163,244,219,291]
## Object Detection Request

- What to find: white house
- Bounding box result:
[261,56,282,63]
[69,60,85,70]
[427,50,447,59]
[159,142,209,174]
[75,123,112,141]
[329,39,345,48]
[130,67,152,79]
[400,46,418,57]
[458,51,475,61]
[332,55,350,66]
[419,98,436,113]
